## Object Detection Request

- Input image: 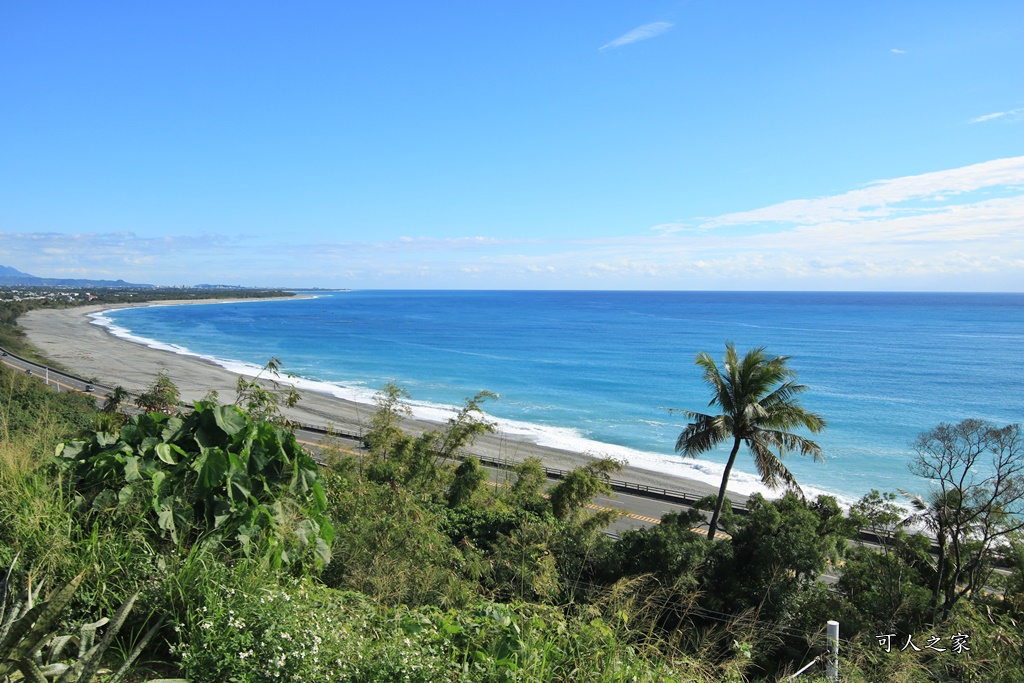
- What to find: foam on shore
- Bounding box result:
[89,307,858,508]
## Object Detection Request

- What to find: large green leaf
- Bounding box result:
[156,504,178,543]
[195,448,228,500]
[213,404,248,436]
[150,470,167,497]
[160,415,185,441]
[124,456,142,482]
[154,443,177,465]
[311,479,327,512]
[226,454,252,506]
[210,498,232,529]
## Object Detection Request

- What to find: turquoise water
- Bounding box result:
[96,291,1024,504]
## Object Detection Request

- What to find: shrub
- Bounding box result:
[56,402,333,572]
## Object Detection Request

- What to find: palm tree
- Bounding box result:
[676,343,826,541]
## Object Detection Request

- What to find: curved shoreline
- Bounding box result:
[21,300,757,505]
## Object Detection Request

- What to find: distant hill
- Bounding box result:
[0,264,152,288]
[0,264,280,290]
[0,265,36,279]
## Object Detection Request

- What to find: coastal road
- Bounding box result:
[3,346,688,536]
[1,350,101,395]
[292,428,681,536]
[15,346,996,589]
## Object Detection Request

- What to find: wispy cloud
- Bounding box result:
[600,22,673,50]
[891,48,907,54]
[4,158,1023,290]
[677,156,1024,230]
[970,108,1023,124]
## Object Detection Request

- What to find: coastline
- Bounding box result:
[20,301,744,505]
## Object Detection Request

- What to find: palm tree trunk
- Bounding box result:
[707,438,742,541]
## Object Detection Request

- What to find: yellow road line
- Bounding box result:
[3,360,87,394]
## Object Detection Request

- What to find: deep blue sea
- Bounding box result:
[95,291,1024,504]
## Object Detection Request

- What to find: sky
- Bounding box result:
[1,1,1022,290]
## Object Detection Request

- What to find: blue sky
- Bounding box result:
[1,1,1022,290]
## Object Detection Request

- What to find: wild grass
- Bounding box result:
[0,422,76,578]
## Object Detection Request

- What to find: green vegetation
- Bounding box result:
[675,343,826,540]
[0,345,1022,680]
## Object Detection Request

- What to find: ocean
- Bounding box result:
[94,290,1024,505]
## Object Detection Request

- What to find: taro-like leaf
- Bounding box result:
[56,441,82,461]
[314,536,332,566]
[194,422,219,450]
[247,441,271,480]
[161,415,185,442]
[156,505,177,543]
[226,471,252,507]
[155,443,177,465]
[311,480,327,512]
[119,422,141,444]
[236,524,255,555]
[196,448,228,499]
[118,485,135,507]
[211,498,232,529]
[95,431,117,448]
[124,456,142,482]
[213,404,248,436]
[150,470,167,497]
[319,516,335,546]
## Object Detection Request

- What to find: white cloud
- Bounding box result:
[970,108,1023,124]
[891,48,907,54]
[4,158,1023,290]
[691,156,1024,230]
[600,22,673,50]
[971,112,1005,123]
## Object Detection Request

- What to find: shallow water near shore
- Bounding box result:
[95,290,1024,504]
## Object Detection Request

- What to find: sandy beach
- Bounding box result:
[20,300,732,501]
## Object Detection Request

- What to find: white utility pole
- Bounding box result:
[826,620,839,681]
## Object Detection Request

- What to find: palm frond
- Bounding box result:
[676,414,728,456]
[747,438,800,491]
[676,343,826,495]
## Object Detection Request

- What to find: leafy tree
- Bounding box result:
[904,419,1024,621]
[448,456,487,507]
[364,381,411,459]
[432,390,497,464]
[507,457,548,513]
[101,385,129,413]
[233,357,300,426]
[548,458,622,529]
[675,343,826,541]
[604,508,709,585]
[825,491,935,635]
[363,386,496,495]
[704,493,841,622]
[321,474,477,608]
[134,371,180,414]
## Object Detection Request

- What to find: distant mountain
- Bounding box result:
[0,265,35,279]
[0,264,152,288]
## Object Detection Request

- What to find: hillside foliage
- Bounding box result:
[0,363,1021,681]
